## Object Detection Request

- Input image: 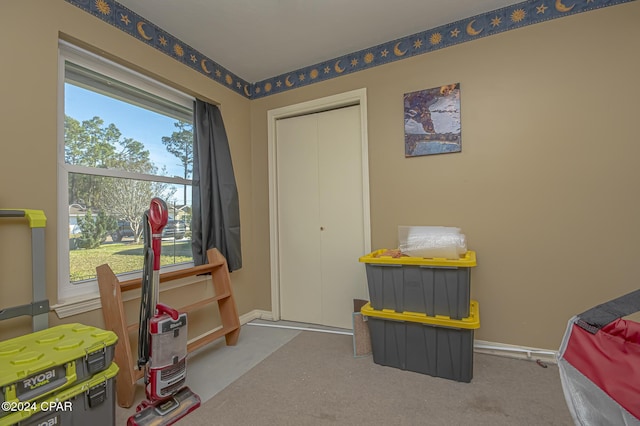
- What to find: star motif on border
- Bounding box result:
[413,39,423,49]
[451,28,461,37]
[491,17,502,27]
[158,36,168,46]
[215,70,221,77]
[299,73,305,81]
[120,14,130,25]
[351,58,358,66]
[381,49,389,57]
[190,54,197,63]
[536,4,548,13]
[324,66,331,73]
[276,81,282,87]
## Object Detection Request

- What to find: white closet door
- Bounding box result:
[277,113,323,324]
[317,105,367,328]
[277,105,367,329]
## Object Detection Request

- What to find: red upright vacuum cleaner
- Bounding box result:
[128,197,201,426]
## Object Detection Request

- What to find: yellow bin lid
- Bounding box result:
[361,300,480,329]
[359,249,476,267]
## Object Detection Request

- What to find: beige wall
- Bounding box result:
[1,0,638,351]
[0,0,253,339]
[249,1,640,350]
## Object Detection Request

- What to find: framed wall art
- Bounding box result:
[404,83,461,157]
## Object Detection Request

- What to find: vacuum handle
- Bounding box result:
[148,198,168,270]
[156,302,180,320]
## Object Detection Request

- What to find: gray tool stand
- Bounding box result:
[0,209,49,331]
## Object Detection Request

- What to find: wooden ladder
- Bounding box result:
[96,248,240,408]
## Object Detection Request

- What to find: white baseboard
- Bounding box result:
[474,339,558,364]
[239,309,559,364]
[239,309,274,325]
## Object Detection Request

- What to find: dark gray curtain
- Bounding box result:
[191,99,242,271]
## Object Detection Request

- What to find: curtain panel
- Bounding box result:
[191,100,242,271]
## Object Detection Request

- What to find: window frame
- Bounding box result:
[57,41,195,304]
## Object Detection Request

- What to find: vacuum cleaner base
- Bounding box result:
[127,386,201,426]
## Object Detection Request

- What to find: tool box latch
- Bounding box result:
[86,382,106,408]
[85,344,106,374]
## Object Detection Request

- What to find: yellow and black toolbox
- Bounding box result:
[0,362,118,426]
[0,323,117,423]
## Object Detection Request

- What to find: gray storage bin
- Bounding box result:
[360,250,476,319]
[362,301,479,383]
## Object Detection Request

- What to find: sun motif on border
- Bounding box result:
[429,33,442,45]
[95,0,110,15]
[511,9,526,22]
[173,44,184,57]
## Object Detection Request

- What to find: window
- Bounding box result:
[58,42,195,302]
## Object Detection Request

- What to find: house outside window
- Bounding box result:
[58,42,194,303]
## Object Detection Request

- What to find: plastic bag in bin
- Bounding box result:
[398,226,467,259]
[557,289,640,425]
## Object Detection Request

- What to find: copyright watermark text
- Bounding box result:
[1,401,73,413]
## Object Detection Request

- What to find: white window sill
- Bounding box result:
[51,294,103,318]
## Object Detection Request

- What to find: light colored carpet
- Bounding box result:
[177,331,573,425]
[115,323,301,424]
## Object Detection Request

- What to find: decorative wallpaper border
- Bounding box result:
[65,0,635,99]
[65,0,252,98]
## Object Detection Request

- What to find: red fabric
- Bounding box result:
[563,319,640,419]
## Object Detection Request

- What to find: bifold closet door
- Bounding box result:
[276,105,367,329]
[277,112,323,325]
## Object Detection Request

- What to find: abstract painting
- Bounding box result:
[404,83,461,157]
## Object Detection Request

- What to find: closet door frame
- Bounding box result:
[267,88,371,322]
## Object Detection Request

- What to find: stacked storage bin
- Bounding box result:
[0,324,118,426]
[359,249,479,382]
